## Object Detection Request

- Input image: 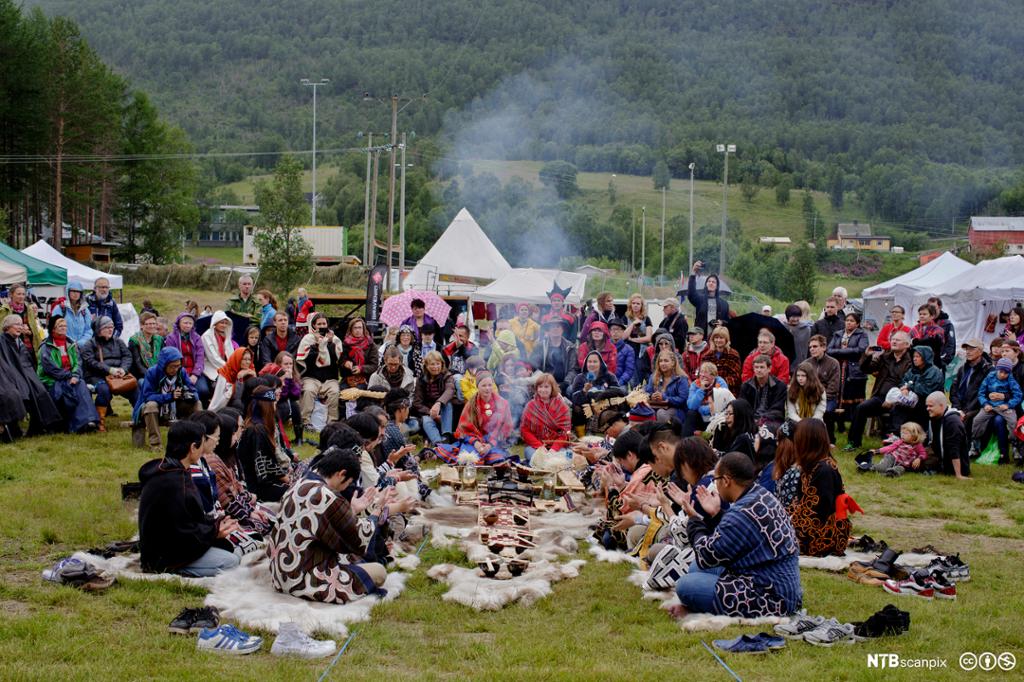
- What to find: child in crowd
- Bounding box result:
[971,357,1023,459]
[857,422,927,477]
[460,355,485,402]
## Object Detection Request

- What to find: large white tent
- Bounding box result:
[0,259,27,285]
[470,268,587,306]
[911,255,1024,343]
[861,251,973,332]
[21,240,123,289]
[403,208,511,295]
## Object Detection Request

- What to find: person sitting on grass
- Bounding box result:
[138,420,240,577]
[413,350,455,445]
[682,362,733,437]
[670,451,802,619]
[571,350,622,411]
[80,316,138,432]
[368,345,416,394]
[924,391,971,480]
[970,358,1023,462]
[643,349,689,423]
[164,311,209,403]
[786,418,857,557]
[37,315,99,434]
[269,445,411,604]
[128,311,164,380]
[380,390,431,500]
[858,422,927,477]
[209,347,257,412]
[435,371,514,466]
[786,360,827,421]
[236,385,292,502]
[520,372,572,466]
[132,347,199,449]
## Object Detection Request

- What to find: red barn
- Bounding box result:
[968,217,1024,255]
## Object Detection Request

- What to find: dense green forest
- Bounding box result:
[26,0,1024,231]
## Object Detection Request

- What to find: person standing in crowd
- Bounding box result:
[925,392,970,480]
[659,297,689,352]
[950,338,993,449]
[812,297,843,342]
[37,315,99,433]
[876,305,911,351]
[138,420,240,577]
[542,286,578,344]
[128,312,164,380]
[781,304,813,366]
[927,297,956,368]
[741,330,790,383]
[623,293,654,359]
[787,419,855,557]
[671,452,801,619]
[227,274,259,325]
[400,298,437,343]
[685,260,730,334]
[0,314,60,435]
[806,334,841,442]
[581,292,616,339]
[80,316,138,431]
[845,330,913,449]
[700,326,742,394]
[341,317,378,390]
[827,312,869,434]
[528,319,578,394]
[85,278,123,338]
[910,303,946,370]
[132,347,199,449]
[256,289,279,333]
[296,312,343,427]
[510,303,541,356]
[0,284,43,362]
[1002,306,1024,347]
[606,318,636,388]
[681,327,707,380]
[260,311,299,367]
[50,281,92,345]
[165,312,209,403]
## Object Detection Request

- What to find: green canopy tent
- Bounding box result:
[0,241,67,287]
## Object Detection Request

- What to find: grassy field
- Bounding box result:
[184,246,244,266]
[1,403,1022,681]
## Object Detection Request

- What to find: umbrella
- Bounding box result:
[726,313,795,363]
[380,289,452,328]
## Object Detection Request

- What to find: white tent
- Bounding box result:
[0,260,27,285]
[21,240,123,289]
[861,252,973,332]
[402,208,511,295]
[911,255,1024,343]
[470,268,587,306]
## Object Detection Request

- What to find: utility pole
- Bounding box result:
[362,133,372,265]
[640,206,647,286]
[688,162,695,272]
[716,144,735,274]
[386,95,399,291]
[660,186,666,282]
[368,148,381,267]
[399,132,407,276]
[301,78,329,226]
[631,207,636,273]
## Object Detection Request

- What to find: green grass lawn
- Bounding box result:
[185,246,244,266]
[1,405,1023,680]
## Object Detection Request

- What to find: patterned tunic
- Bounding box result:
[688,483,802,617]
[787,458,851,557]
[268,476,378,604]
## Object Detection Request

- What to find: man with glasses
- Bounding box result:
[86,277,123,338]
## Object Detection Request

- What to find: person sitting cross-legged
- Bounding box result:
[670,452,802,619]
[132,347,200,450]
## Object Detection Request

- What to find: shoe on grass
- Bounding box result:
[852,604,909,640]
[882,572,935,600]
[754,632,786,649]
[924,572,957,600]
[170,606,221,635]
[774,612,825,639]
[270,622,337,658]
[927,553,970,583]
[197,624,262,655]
[804,619,856,646]
[712,634,770,654]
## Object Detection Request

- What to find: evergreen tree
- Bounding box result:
[652,159,671,190]
[740,173,760,203]
[782,244,818,303]
[253,156,313,295]
[828,167,845,209]
[775,175,793,206]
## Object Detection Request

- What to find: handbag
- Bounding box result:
[98,344,138,394]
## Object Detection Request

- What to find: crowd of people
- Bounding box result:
[3,269,1023,621]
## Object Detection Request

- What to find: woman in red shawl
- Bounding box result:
[435,372,514,465]
[341,317,379,388]
[520,372,571,466]
[210,347,256,411]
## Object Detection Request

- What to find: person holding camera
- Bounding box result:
[296,312,344,427]
[685,261,730,335]
[132,346,200,449]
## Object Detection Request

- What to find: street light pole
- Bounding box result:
[301,78,329,226]
[688,162,695,273]
[362,132,372,265]
[640,206,647,286]
[716,144,735,274]
[660,186,666,282]
[386,95,399,291]
[398,132,407,277]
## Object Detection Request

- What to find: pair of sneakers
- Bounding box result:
[926,553,970,583]
[712,632,786,654]
[169,606,220,635]
[882,570,957,600]
[197,624,263,655]
[852,604,910,640]
[774,613,855,647]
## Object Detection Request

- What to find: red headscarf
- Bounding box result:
[219,347,252,382]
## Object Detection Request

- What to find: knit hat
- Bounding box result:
[996,358,1013,372]
[628,404,656,423]
[96,316,114,332]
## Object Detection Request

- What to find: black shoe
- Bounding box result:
[852,604,909,640]
[169,606,220,634]
[168,608,198,635]
[855,452,873,467]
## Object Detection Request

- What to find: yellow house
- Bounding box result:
[827,222,892,251]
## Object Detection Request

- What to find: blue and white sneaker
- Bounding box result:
[197,624,263,655]
[712,634,770,654]
[42,557,86,583]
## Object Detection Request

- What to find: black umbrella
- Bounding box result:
[726,313,795,363]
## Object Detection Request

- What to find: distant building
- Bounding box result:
[968,216,1024,255]
[196,205,258,246]
[827,221,892,251]
[759,237,792,246]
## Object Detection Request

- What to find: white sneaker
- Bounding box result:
[271,622,337,658]
[804,619,856,647]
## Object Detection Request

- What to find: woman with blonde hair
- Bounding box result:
[644,349,690,422]
[624,293,654,359]
[786,360,827,420]
[700,326,742,394]
[413,350,455,445]
[520,373,572,465]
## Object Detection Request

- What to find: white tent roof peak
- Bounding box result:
[21,240,123,289]
[403,208,511,294]
[862,251,973,299]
